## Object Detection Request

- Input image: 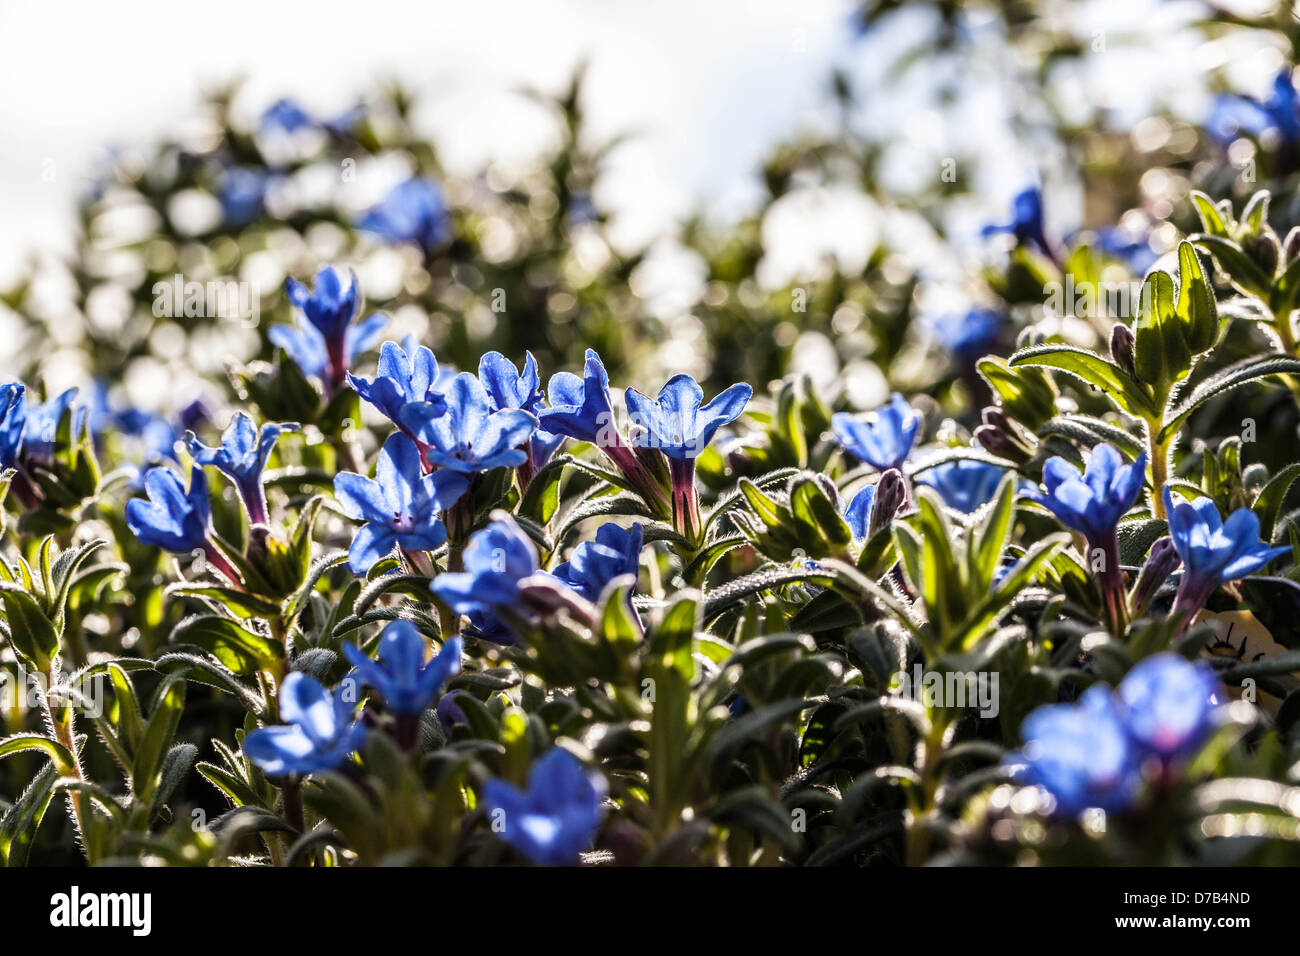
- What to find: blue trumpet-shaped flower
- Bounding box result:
[539,349,618,447]
[981,185,1054,260]
[1164,488,1290,625]
[273,266,386,391]
[342,620,461,716]
[1206,70,1300,150]
[243,672,367,777]
[831,393,920,472]
[624,375,752,461]
[185,412,297,526]
[1116,654,1223,761]
[430,516,539,615]
[399,372,536,474]
[479,351,564,475]
[843,485,875,541]
[553,522,643,602]
[1027,444,1146,544]
[0,383,25,468]
[1007,683,1142,816]
[125,465,212,555]
[359,178,450,250]
[482,747,607,865]
[333,433,470,574]
[624,374,751,541]
[916,459,1004,513]
[348,338,447,435]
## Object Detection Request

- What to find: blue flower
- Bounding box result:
[843,485,874,541]
[399,372,537,474]
[981,185,1054,259]
[430,516,539,615]
[273,266,386,391]
[1164,488,1289,620]
[831,393,920,472]
[219,167,270,227]
[333,433,470,575]
[1027,444,1146,544]
[916,459,1004,513]
[931,308,1003,363]
[243,672,367,777]
[464,608,518,646]
[342,620,461,716]
[1116,654,1222,761]
[126,465,212,554]
[0,384,26,468]
[260,98,313,135]
[624,375,752,461]
[23,388,85,466]
[553,522,643,602]
[1094,226,1159,275]
[480,351,564,473]
[482,747,606,865]
[359,178,450,250]
[185,412,297,526]
[1007,683,1142,816]
[348,338,447,435]
[1206,70,1300,149]
[538,349,618,447]
[1007,654,1224,817]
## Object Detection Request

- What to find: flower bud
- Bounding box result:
[1284,226,1300,265]
[867,468,907,538]
[1128,535,1181,619]
[1109,323,1136,378]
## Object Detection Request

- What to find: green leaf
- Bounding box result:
[0,582,58,670]
[1174,240,1219,356]
[976,357,1058,429]
[0,734,75,771]
[171,614,285,676]
[519,455,569,525]
[1253,463,1300,541]
[1009,344,1158,419]
[1190,189,1231,238]
[166,583,283,618]
[131,675,186,805]
[974,474,1017,588]
[1193,235,1273,299]
[1158,354,1300,443]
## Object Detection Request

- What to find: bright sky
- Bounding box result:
[0,0,851,278]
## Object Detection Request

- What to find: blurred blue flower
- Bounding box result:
[23,388,85,466]
[1094,226,1159,275]
[399,372,536,473]
[553,522,643,602]
[343,620,461,716]
[243,672,367,777]
[285,266,360,341]
[1007,653,1224,816]
[1206,70,1300,149]
[349,337,447,436]
[333,433,470,574]
[1116,654,1222,761]
[843,485,874,541]
[482,747,606,865]
[831,393,920,472]
[186,412,297,526]
[465,608,517,646]
[359,178,450,250]
[125,465,212,554]
[1164,488,1289,619]
[1007,683,1142,816]
[931,308,1003,363]
[981,185,1053,259]
[624,375,752,461]
[218,167,270,227]
[916,459,1004,513]
[260,98,314,135]
[430,516,539,615]
[1028,444,1146,544]
[0,383,26,468]
[273,267,386,390]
